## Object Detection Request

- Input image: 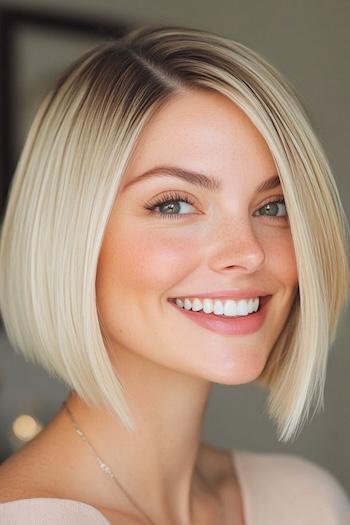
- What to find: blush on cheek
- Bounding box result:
[115,230,199,293]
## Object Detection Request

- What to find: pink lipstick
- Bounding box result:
[168,295,272,336]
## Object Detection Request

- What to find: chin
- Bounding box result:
[198,358,267,386]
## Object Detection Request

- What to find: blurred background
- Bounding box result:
[0,0,349,494]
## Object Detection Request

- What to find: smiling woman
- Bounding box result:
[0,24,349,525]
[97,89,298,360]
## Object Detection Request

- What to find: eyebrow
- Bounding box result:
[121,166,281,194]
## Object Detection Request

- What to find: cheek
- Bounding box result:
[266,231,299,288]
[97,221,199,296]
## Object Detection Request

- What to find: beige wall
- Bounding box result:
[1,0,349,493]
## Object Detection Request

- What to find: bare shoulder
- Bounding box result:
[0,445,112,524]
[0,414,70,503]
[0,443,56,502]
[0,406,83,504]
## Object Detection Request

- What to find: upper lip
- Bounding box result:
[169,289,271,300]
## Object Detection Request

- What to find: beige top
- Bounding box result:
[0,450,349,524]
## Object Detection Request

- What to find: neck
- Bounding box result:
[61,350,215,524]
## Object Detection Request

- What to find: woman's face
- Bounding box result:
[96,89,299,384]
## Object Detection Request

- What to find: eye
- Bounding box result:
[144,192,288,222]
[144,191,196,220]
[254,197,288,221]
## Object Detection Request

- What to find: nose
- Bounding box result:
[207,217,265,274]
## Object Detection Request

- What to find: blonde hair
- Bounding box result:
[0,25,349,442]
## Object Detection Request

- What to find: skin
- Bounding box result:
[0,88,299,525]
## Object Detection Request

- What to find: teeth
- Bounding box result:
[184,299,192,310]
[224,300,237,316]
[192,298,203,312]
[174,297,259,316]
[203,298,214,314]
[213,300,224,315]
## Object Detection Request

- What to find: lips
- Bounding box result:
[167,294,272,336]
[168,289,271,301]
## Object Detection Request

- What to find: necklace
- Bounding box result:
[63,400,156,525]
[62,400,225,525]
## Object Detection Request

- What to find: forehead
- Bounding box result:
[123,89,276,184]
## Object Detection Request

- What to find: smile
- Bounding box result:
[167,296,272,336]
[172,297,260,317]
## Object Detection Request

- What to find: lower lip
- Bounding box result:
[168,296,272,336]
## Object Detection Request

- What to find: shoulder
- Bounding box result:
[234,450,350,523]
[0,441,54,503]
[0,450,109,524]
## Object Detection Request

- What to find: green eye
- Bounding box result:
[256,198,287,219]
[144,191,196,220]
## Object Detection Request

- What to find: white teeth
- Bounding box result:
[203,298,214,314]
[223,300,237,317]
[237,300,249,316]
[184,299,192,310]
[191,298,203,311]
[174,297,260,316]
[213,300,224,315]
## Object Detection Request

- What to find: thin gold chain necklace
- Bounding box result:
[62,400,225,525]
[63,400,156,525]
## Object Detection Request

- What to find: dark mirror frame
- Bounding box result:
[0,5,129,221]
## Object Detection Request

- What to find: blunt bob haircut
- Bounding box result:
[0,25,349,442]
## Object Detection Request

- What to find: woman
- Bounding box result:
[0,24,349,524]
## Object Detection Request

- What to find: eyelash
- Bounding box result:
[143,191,288,221]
